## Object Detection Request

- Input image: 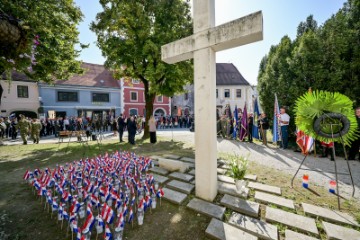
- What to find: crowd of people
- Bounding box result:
[0,113,195,146]
[1,106,359,161]
[0,114,42,145]
[216,106,271,145]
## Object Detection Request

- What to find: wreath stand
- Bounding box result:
[291,115,355,210]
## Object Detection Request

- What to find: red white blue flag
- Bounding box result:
[156,188,164,198]
[101,203,114,224]
[128,207,134,223]
[104,224,113,240]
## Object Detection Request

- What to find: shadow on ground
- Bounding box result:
[0,139,209,240]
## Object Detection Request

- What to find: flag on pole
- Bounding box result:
[273,94,281,143]
[252,98,261,139]
[296,130,314,155]
[156,188,164,198]
[128,207,134,223]
[76,232,81,240]
[239,104,248,141]
[104,224,113,240]
[232,106,238,139]
[81,210,95,232]
[101,203,114,224]
[115,213,125,229]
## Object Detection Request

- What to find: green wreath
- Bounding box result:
[294,90,358,145]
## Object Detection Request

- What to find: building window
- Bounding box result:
[92,93,109,102]
[132,79,140,84]
[58,91,78,102]
[224,89,230,98]
[17,85,29,98]
[130,91,138,101]
[236,89,242,98]
[157,95,163,102]
[129,108,138,116]
[216,89,218,98]
[184,93,189,100]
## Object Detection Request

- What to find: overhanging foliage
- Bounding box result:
[0,0,84,82]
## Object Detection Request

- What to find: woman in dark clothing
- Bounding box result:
[127,116,137,145]
[148,115,157,144]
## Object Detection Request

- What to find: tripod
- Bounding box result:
[291,123,355,210]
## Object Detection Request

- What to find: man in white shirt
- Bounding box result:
[279,106,290,149]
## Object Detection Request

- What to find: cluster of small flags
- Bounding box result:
[23,150,165,240]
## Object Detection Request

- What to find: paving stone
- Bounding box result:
[181,157,195,163]
[205,218,258,240]
[188,163,195,169]
[217,159,227,165]
[169,172,194,182]
[158,158,190,173]
[228,212,278,240]
[152,160,159,166]
[220,194,259,218]
[217,168,227,175]
[248,182,281,195]
[187,198,225,220]
[218,181,249,199]
[322,221,360,240]
[166,180,194,194]
[150,166,169,176]
[217,175,235,184]
[265,207,319,236]
[151,173,169,184]
[285,229,319,240]
[149,155,162,160]
[255,191,295,210]
[244,174,257,181]
[162,187,187,205]
[220,164,231,170]
[162,154,181,160]
[302,203,358,226]
[188,169,196,176]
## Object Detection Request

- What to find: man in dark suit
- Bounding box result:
[127,116,137,145]
[117,114,126,142]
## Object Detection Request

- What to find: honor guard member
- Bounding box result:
[220,114,228,138]
[31,118,42,144]
[17,114,31,145]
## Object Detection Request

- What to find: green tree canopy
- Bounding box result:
[91,0,193,138]
[0,0,84,82]
[258,0,360,135]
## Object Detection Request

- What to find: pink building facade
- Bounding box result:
[120,78,170,117]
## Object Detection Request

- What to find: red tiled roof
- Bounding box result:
[55,63,120,88]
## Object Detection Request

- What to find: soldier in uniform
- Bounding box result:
[31,118,42,144]
[220,114,228,138]
[17,114,31,145]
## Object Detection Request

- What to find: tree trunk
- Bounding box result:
[142,80,155,140]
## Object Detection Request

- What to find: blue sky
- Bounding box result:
[75,0,346,85]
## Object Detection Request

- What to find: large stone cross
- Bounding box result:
[161,1,263,201]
